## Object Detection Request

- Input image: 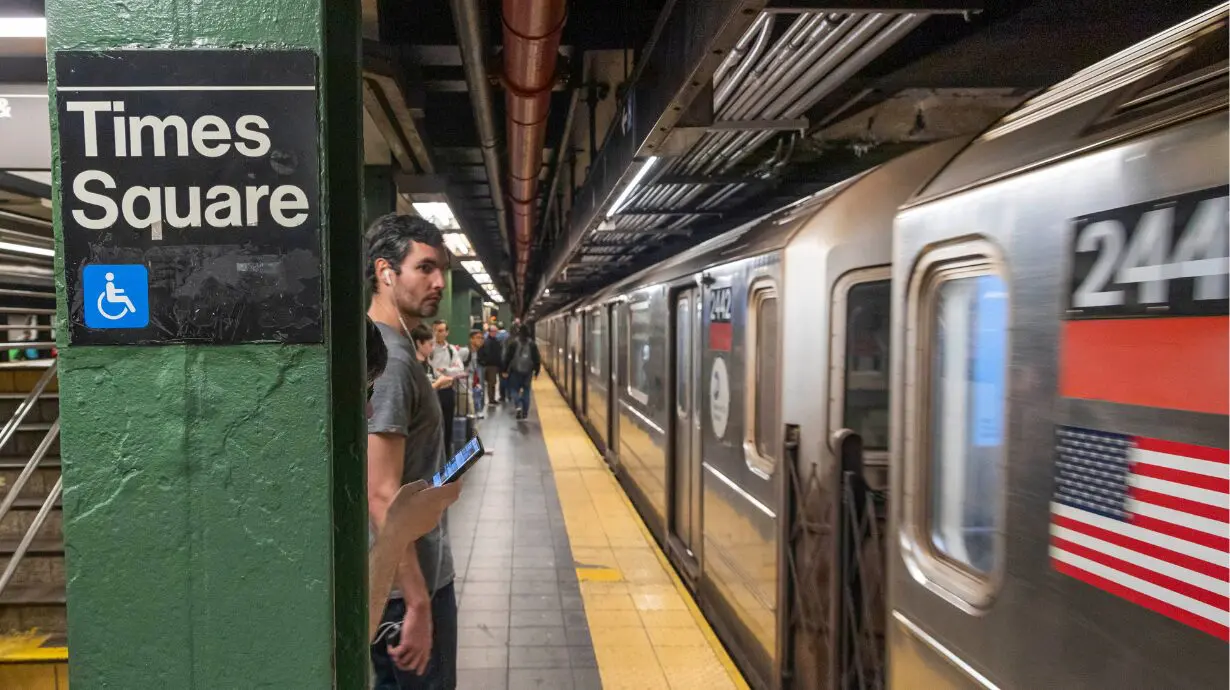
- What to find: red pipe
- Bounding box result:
[502,0,566,293]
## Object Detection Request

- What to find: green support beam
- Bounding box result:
[364,165,396,227]
[46,1,366,687]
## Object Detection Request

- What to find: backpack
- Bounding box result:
[510,340,535,375]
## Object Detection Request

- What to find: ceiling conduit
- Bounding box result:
[502,0,567,298]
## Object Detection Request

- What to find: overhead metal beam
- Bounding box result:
[616,210,724,217]
[655,174,767,185]
[702,118,809,131]
[363,40,435,174]
[763,0,980,13]
[535,0,770,306]
[393,173,451,195]
[600,226,694,235]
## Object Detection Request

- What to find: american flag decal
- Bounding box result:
[1051,425,1229,641]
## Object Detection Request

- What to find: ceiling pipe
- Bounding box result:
[502,0,567,299]
[450,0,512,262]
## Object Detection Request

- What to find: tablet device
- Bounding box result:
[432,436,485,486]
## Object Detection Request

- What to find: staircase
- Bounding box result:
[0,361,63,639]
[0,300,68,686]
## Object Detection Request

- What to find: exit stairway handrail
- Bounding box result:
[0,475,62,597]
[0,418,61,531]
[0,360,57,457]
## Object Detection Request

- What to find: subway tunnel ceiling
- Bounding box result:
[364,0,1217,317]
[0,0,1219,312]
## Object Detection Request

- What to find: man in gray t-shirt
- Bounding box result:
[368,322,454,594]
[365,213,461,689]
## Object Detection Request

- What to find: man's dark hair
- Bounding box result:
[364,213,446,290]
[409,323,433,345]
[469,329,483,339]
[366,316,388,388]
[433,319,448,328]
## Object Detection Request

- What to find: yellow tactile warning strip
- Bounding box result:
[0,633,67,663]
[0,633,68,689]
[533,376,750,690]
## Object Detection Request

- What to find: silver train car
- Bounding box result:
[539,7,1228,688]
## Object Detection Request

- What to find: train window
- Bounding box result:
[745,282,780,477]
[843,279,891,450]
[588,312,605,377]
[928,272,1008,575]
[627,300,652,404]
[676,297,690,415]
[904,242,1009,608]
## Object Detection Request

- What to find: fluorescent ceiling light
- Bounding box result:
[0,241,53,257]
[0,17,46,38]
[442,232,474,257]
[606,156,658,220]
[472,272,493,285]
[461,260,485,274]
[412,201,460,231]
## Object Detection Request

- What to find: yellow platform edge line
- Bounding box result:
[532,377,750,690]
[0,632,68,663]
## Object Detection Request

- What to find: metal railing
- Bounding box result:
[0,360,61,597]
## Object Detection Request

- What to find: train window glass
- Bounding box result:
[746,283,780,476]
[676,297,690,415]
[928,272,1008,576]
[627,301,652,404]
[589,313,604,377]
[844,280,891,450]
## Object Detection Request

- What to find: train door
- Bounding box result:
[824,267,893,689]
[606,302,621,470]
[670,286,703,580]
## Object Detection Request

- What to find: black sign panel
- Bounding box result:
[708,285,732,323]
[56,50,322,345]
[1066,186,1229,320]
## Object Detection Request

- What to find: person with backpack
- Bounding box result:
[501,324,541,420]
[476,324,504,406]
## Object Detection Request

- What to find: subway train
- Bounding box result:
[539,7,1228,690]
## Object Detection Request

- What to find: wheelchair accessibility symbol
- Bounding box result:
[83,264,149,329]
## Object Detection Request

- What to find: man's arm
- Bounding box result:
[367,355,435,674]
[368,433,432,601]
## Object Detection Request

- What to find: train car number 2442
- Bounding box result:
[1067,185,1228,319]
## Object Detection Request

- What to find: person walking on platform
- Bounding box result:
[365,213,459,690]
[494,322,511,404]
[477,323,504,407]
[427,320,464,455]
[502,325,541,420]
[459,329,486,419]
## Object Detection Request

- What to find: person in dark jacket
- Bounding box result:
[476,323,504,406]
[501,325,541,420]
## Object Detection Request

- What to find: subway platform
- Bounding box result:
[448,377,748,690]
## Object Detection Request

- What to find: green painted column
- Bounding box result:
[437,269,454,333]
[449,286,478,342]
[46,2,366,688]
[364,165,395,226]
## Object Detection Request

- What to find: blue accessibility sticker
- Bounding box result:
[83,264,149,329]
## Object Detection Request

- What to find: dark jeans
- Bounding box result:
[498,373,509,403]
[371,583,458,690]
[508,372,532,415]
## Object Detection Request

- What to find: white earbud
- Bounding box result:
[384,270,392,286]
